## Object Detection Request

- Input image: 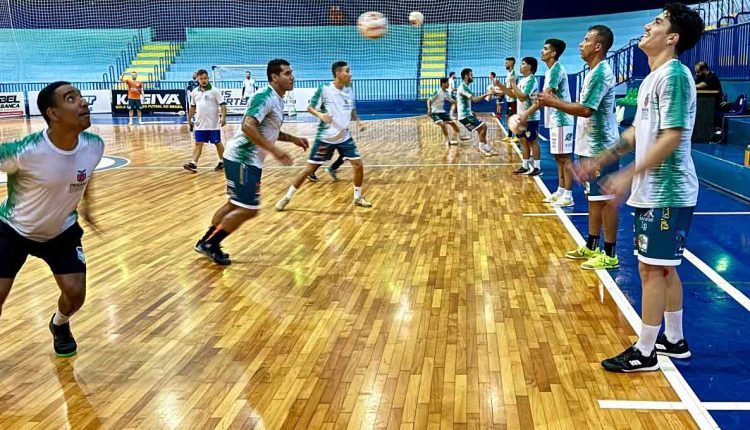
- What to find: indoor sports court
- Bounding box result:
[1,1,749,429]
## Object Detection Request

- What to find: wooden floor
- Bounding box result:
[0,116,698,429]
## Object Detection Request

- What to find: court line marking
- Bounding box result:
[523,211,750,217]
[116,162,520,171]
[599,400,750,411]
[684,250,750,313]
[496,118,720,430]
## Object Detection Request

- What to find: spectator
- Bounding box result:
[695,61,723,100]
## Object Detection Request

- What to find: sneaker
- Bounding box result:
[49,316,77,358]
[655,334,691,359]
[543,193,560,203]
[565,245,600,260]
[214,161,224,171]
[512,167,529,175]
[183,162,198,173]
[325,167,339,182]
[552,197,574,208]
[307,173,319,182]
[602,345,659,373]
[480,147,498,157]
[448,140,458,146]
[526,168,543,176]
[194,242,231,265]
[581,252,620,270]
[275,197,291,212]
[354,197,373,207]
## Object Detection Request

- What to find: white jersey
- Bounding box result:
[516,75,539,121]
[575,61,619,157]
[505,69,517,102]
[223,86,285,168]
[543,62,574,127]
[190,85,225,130]
[0,130,104,241]
[242,78,256,97]
[310,82,356,144]
[429,89,454,113]
[628,59,699,208]
[456,82,476,120]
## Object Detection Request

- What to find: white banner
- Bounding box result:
[220,87,318,115]
[0,92,25,117]
[28,89,112,116]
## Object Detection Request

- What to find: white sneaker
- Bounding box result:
[275,197,290,211]
[353,197,373,207]
[552,197,574,208]
[543,193,560,203]
[480,146,498,157]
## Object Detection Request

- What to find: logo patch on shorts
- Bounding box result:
[76,246,86,265]
[637,234,649,253]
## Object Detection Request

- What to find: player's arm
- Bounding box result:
[278,130,310,150]
[220,102,227,127]
[537,95,594,117]
[426,97,432,115]
[187,101,196,131]
[240,115,293,165]
[572,127,635,184]
[80,176,101,234]
[351,109,364,131]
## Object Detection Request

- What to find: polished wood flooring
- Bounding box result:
[0,116,698,429]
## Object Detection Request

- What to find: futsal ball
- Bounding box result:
[508,114,527,135]
[358,11,388,39]
[409,11,424,27]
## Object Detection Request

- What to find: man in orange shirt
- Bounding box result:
[121,71,145,124]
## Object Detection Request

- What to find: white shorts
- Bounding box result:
[549,126,574,155]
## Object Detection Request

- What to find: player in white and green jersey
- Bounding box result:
[0,81,104,358]
[427,77,459,145]
[194,59,309,266]
[276,61,372,211]
[498,57,541,175]
[456,68,497,156]
[570,4,704,373]
[538,26,621,270]
[502,57,518,142]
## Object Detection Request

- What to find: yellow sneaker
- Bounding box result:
[565,245,599,260]
[581,253,620,270]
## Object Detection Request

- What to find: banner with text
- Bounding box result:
[0,92,25,117]
[112,90,186,115]
[28,90,111,116]
[220,88,317,115]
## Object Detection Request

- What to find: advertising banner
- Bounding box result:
[28,90,111,116]
[0,92,25,117]
[112,90,186,115]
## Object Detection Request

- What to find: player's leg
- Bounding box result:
[0,222,30,320]
[339,138,371,207]
[513,137,531,174]
[210,131,225,171]
[326,152,345,182]
[525,121,542,176]
[439,122,450,144]
[579,161,620,269]
[276,139,332,211]
[449,121,460,144]
[136,100,143,124]
[127,100,135,124]
[35,223,87,357]
[184,140,204,173]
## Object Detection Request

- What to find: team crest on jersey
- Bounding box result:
[77,169,87,183]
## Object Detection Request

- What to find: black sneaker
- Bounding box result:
[601,345,659,373]
[655,333,691,359]
[307,173,319,182]
[214,161,224,171]
[527,168,543,177]
[49,316,77,358]
[512,167,529,175]
[183,162,198,173]
[194,242,231,265]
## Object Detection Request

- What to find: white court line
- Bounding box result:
[523,211,750,217]
[600,400,750,411]
[119,162,519,171]
[684,250,750,313]
[495,118,720,430]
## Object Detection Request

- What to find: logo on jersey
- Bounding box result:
[69,169,89,193]
[77,169,87,183]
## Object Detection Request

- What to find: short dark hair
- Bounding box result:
[196,69,208,77]
[695,61,709,72]
[332,61,348,78]
[505,57,516,63]
[489,71,496,78]
[663,2,704,54]
[439,77,449,85]
[448,71,456,77]
[522,57,538,74]
[245,70,251,74]
[267,58,291,82]
[588,25,614,53]
[460,68,472,79]
[37,81,71,125]
[545,38,566,60]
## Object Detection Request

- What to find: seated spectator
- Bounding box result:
[695,61,723,99]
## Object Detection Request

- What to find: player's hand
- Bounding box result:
[319,113,333,124]
[536,91,557,107]
[272,148,294,166]
[188,124,194,132]
[293,136,310,151]
[517,111,528,123]
[357,121,365,132]
[570,158,599,183]
[600,169,634,204]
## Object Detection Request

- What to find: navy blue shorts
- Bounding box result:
[634,207,694,266]
[195,130,221,144]
[431,112,451,123]
[580,156,620,201]
[459,115,484,132]
[308,138,361,164]
[127,99,142,110]
[224,159,262,209]
[521,120,539,141]
[0,221,86,278]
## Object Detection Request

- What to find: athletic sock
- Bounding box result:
[604,241,616,257]
[199,225,216,243]
[586,234,600,251]
[664,310,684,343]
[52,311,70,326]
[354,187,362,200]
[634,323,661,356]
[285,186,297,200]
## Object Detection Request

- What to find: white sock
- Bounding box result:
[53,311,70,326]
[528,159,535,169]
[664,310,684,343]
[563,189,573,199]
[522,159,529,169]
[354,186,362,200]
[634,323,661,356]
[285,185,297,200]
[555,186,563,196]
